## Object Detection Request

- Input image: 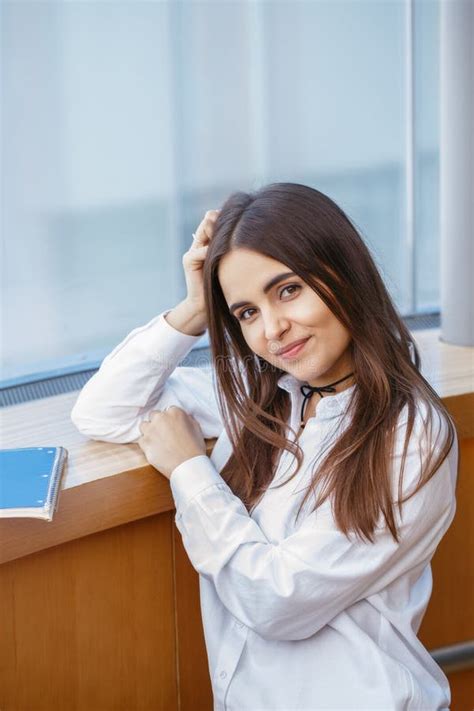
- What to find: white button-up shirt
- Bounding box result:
[71,310,458,711]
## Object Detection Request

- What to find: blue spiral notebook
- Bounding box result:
[0,446,68,521]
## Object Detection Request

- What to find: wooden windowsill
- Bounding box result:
[0,328,472,565]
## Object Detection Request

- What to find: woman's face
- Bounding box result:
[218,248,354,388]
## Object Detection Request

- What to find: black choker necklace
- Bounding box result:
[299,372,354,429]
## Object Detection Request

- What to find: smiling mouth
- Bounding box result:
[278,337,311,358]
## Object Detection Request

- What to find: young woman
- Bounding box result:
[71,183,458,710]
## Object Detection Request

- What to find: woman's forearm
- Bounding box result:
[164,300,208,337]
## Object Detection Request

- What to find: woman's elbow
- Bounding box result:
[70,407,139,444]
[251,614,323,642]
[240,595,328,642]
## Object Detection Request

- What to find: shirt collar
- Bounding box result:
[277,372,357,419]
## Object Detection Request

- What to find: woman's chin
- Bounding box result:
[285,359,319,381]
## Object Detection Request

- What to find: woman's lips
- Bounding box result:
[279,337,311,359]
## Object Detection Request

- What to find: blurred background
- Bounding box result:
[1,0,441,385]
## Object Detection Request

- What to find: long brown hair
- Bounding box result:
[202,182,457,543]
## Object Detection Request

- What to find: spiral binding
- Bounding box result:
[44,446,68,521]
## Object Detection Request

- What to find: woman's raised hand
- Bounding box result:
[182,209,220,314]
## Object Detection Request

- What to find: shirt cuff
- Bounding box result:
[150,310,205,364]
[170,454,228,512]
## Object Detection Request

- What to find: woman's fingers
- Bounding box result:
[190,209,220,249]
[182,244,210,271]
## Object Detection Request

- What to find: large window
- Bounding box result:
[1,0,440,385]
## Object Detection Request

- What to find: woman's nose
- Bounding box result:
[263,312,290,343]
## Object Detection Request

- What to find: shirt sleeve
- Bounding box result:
[70,311,224,443]
[169,405,458,641]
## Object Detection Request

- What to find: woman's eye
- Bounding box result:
[281,284,300,297]
[237,284,301,322]
[238,308,255,322]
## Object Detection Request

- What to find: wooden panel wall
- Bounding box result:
[0,514,179,711]
[173,526,213,711]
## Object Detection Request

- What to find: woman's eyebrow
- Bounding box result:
[229,272,296,314]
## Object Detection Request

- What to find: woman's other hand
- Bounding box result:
[182,208,220,315]
[137,407,207,479]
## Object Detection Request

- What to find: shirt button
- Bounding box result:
[219,671,227,679]
[235,620,244,628]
